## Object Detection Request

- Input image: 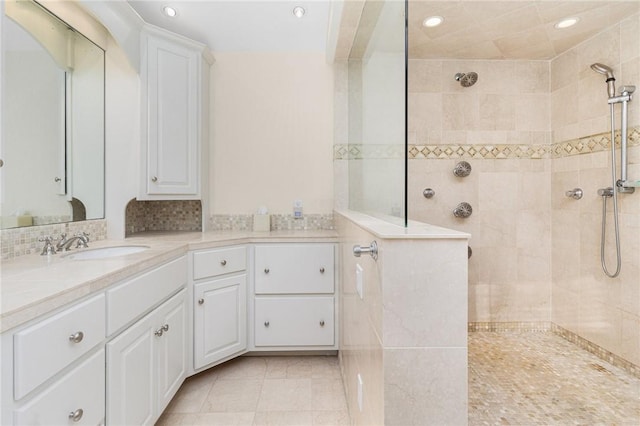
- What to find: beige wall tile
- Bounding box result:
[384,348,467,425]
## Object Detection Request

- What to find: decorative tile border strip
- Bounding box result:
[334,126,640,160]
[468,322,551,332]
[468,322,640,380]
[0,219,107,261]
[551,323,640,380]
[209,214,335,232]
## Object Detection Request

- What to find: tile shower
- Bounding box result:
[406,12,640,374]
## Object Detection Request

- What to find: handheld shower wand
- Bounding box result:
[591,63,616,98]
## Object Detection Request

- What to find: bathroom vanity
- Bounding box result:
[0,231,338,425]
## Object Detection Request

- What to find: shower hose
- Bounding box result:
[601,103,622,278]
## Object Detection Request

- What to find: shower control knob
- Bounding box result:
[565,188,583,200]
[423,188,435,198]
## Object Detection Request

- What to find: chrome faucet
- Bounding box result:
[56,232,90,251]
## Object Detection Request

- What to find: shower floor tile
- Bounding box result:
[469,331,640,425]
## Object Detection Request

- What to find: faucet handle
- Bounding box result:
[38,236,58,255]
[75,232,90,248]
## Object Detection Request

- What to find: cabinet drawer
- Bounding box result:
[254,244,334,294]
[14,294,105,400]
[193,246,246,280]
[107,256,186,335]
[14,349,105,426]
[254,297,334,347]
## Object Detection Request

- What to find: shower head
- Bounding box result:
[454,72,478,87]
[590,63,616,98]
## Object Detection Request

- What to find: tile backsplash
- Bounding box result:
[125,200,202,236]
[209,213,335,231]
[0,219,107,260]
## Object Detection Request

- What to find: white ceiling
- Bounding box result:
[128,0,331,52]
[409,1,640,59]
[127,1,640,60]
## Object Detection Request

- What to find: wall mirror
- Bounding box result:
[0,0,105,229]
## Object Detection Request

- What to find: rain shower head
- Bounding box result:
[454,72,478,87]
[591,63,616,98]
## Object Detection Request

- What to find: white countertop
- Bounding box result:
[0,230,338,333]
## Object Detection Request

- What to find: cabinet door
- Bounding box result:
[156,290,187,413]
[106,312,156,426]
[194,275,247,369]
[143,34,199,197]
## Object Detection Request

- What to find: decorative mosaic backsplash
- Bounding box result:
[469,322,640,380]
[125,200,202,236]
[0,219,107,260]
[334,126,640,160]
[209,214,335,231]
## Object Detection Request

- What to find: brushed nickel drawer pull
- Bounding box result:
[68,331,84,343]
[220,259,227,266]
[319,320,325,327]
[264,321,270,327]
[264,268,270,274]
[198,298,204,305]
[319,267,325,273]
[68,408,83,422]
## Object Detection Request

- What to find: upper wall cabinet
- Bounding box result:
[139,25,213,200]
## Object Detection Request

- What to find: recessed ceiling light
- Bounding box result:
[163,6,177,18]
[555,17,579,29]
[422,16,444,28]
[293,6,305,18]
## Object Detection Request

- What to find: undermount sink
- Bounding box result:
[64,245,150,260]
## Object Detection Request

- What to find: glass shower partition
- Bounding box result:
[347,0,407,226]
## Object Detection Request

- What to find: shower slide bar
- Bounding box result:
[607,85,637,192]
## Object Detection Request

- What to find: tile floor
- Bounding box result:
[469,331,640,425]
[156,355,349,426]
[159,333,640,426]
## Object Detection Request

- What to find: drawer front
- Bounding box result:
[14,294,106,400]
[254,244,334,294]
[14,349,105,425]
[254,297,334,347]
[193,246,246,280]
[107,256,187,335]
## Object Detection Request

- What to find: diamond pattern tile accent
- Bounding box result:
[333,126,640,161]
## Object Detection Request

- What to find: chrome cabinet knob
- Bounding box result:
[69,331,84,344]
[264,321,270,327]
[151,176,158,182]
[68,408,84,422]
[319,320,325,327]
[319,267,325,273]
[264,268,270,274]
[54,177,61,182]
[154,324,168,337]
[220,259,227,266]
[198,298,204,305]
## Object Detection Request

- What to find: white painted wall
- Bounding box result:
[209,52,334,215]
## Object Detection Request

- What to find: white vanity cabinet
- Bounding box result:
[192,246,247,370]
[5,295,106,426]
[106,289,187,426]
[252,244,337,350]
[139,25,213,200]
